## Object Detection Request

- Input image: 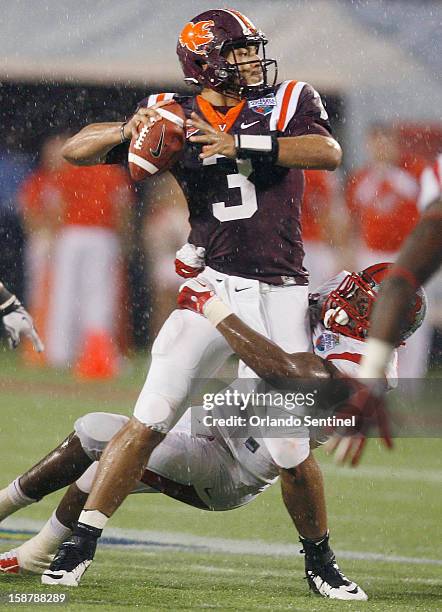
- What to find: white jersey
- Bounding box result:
[312,316,398,384]
[201,323,399,500]
[177,271,398,508]
[418,154,442,212]
[106,272,397,512]
[77,273,398,513]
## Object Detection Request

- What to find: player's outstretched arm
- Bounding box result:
[276,135,342,170]
[62,102,170,166]
[360,198,442,378]
[62,122,127,166]
[217,315,333,384]
[178,279,333,385]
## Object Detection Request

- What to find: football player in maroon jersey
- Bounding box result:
[47,9,343,590]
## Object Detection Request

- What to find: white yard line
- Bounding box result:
[2,517,441,567]
[320,464,442,484]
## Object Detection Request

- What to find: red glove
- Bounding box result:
[177,278,216,315]
[327,379,392,466]
[175,243,205,278]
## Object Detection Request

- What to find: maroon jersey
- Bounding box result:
[111,81,333,284]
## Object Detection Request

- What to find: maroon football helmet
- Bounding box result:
[321,263,427,343]
[176,8,277,96]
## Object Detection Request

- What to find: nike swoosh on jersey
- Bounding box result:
[150,124,166,158]
[234,287,252,292]
[240,121,260,129]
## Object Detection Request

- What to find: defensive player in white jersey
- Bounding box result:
[52,7,342,587]
[0,281,43,352]
[1,266,424,599]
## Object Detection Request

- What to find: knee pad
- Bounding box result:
[133,392,175,432]
[264,437,310,469]
[75,462,98,494]
[74,412,129,460]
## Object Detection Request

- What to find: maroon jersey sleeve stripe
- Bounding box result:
[277,80,297,132]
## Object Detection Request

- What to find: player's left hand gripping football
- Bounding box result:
[327,379,392,466]
[2,301,44,352]
[177,278,217,315]
[187,113,236,160]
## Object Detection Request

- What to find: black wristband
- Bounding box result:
[234,133,279,164]
[0,283,18,315]
[120,122,130,143]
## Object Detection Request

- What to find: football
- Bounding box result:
[128,101,186,181]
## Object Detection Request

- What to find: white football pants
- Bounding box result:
[133,266,312,469]
[74,410,273,511]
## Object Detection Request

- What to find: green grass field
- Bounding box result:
[0,350,441,610]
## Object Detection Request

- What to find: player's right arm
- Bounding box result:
[179,279,391,466]
[177,279,335,385]
[366,198,441,344]
[360,164,442,378]
[62,105,167,166]
[217,314,338,384]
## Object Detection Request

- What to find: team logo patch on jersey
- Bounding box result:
[315,332,339,353]
[248,96,276,116]
[179,20,215,55]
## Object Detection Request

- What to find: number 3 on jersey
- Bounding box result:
[203,155,258,222]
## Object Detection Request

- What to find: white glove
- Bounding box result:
[175,243,206,278]
[2,305,44,352]
[178,278,232,326]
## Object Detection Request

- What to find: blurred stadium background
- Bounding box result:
[1,0,442,365]
[0,1,441,609]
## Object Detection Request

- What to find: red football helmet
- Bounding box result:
[321,263,427,343]
[176,8,277,96]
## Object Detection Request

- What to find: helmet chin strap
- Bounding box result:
[324,308,350,329]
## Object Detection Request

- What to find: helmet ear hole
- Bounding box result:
[215,68,230,79]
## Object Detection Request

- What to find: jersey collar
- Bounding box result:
[196,96,245,133]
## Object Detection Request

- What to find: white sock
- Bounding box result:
[49,511,72,541]
[0,478,36,522]
[78,509,108,530]
[15,511,72,574]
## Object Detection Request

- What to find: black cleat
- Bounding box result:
[300,532,368,601]
[41,530,97,587]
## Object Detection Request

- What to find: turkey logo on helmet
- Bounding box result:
[321,263,427,344]
[176,8,278,97]
[179,20,215,55]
